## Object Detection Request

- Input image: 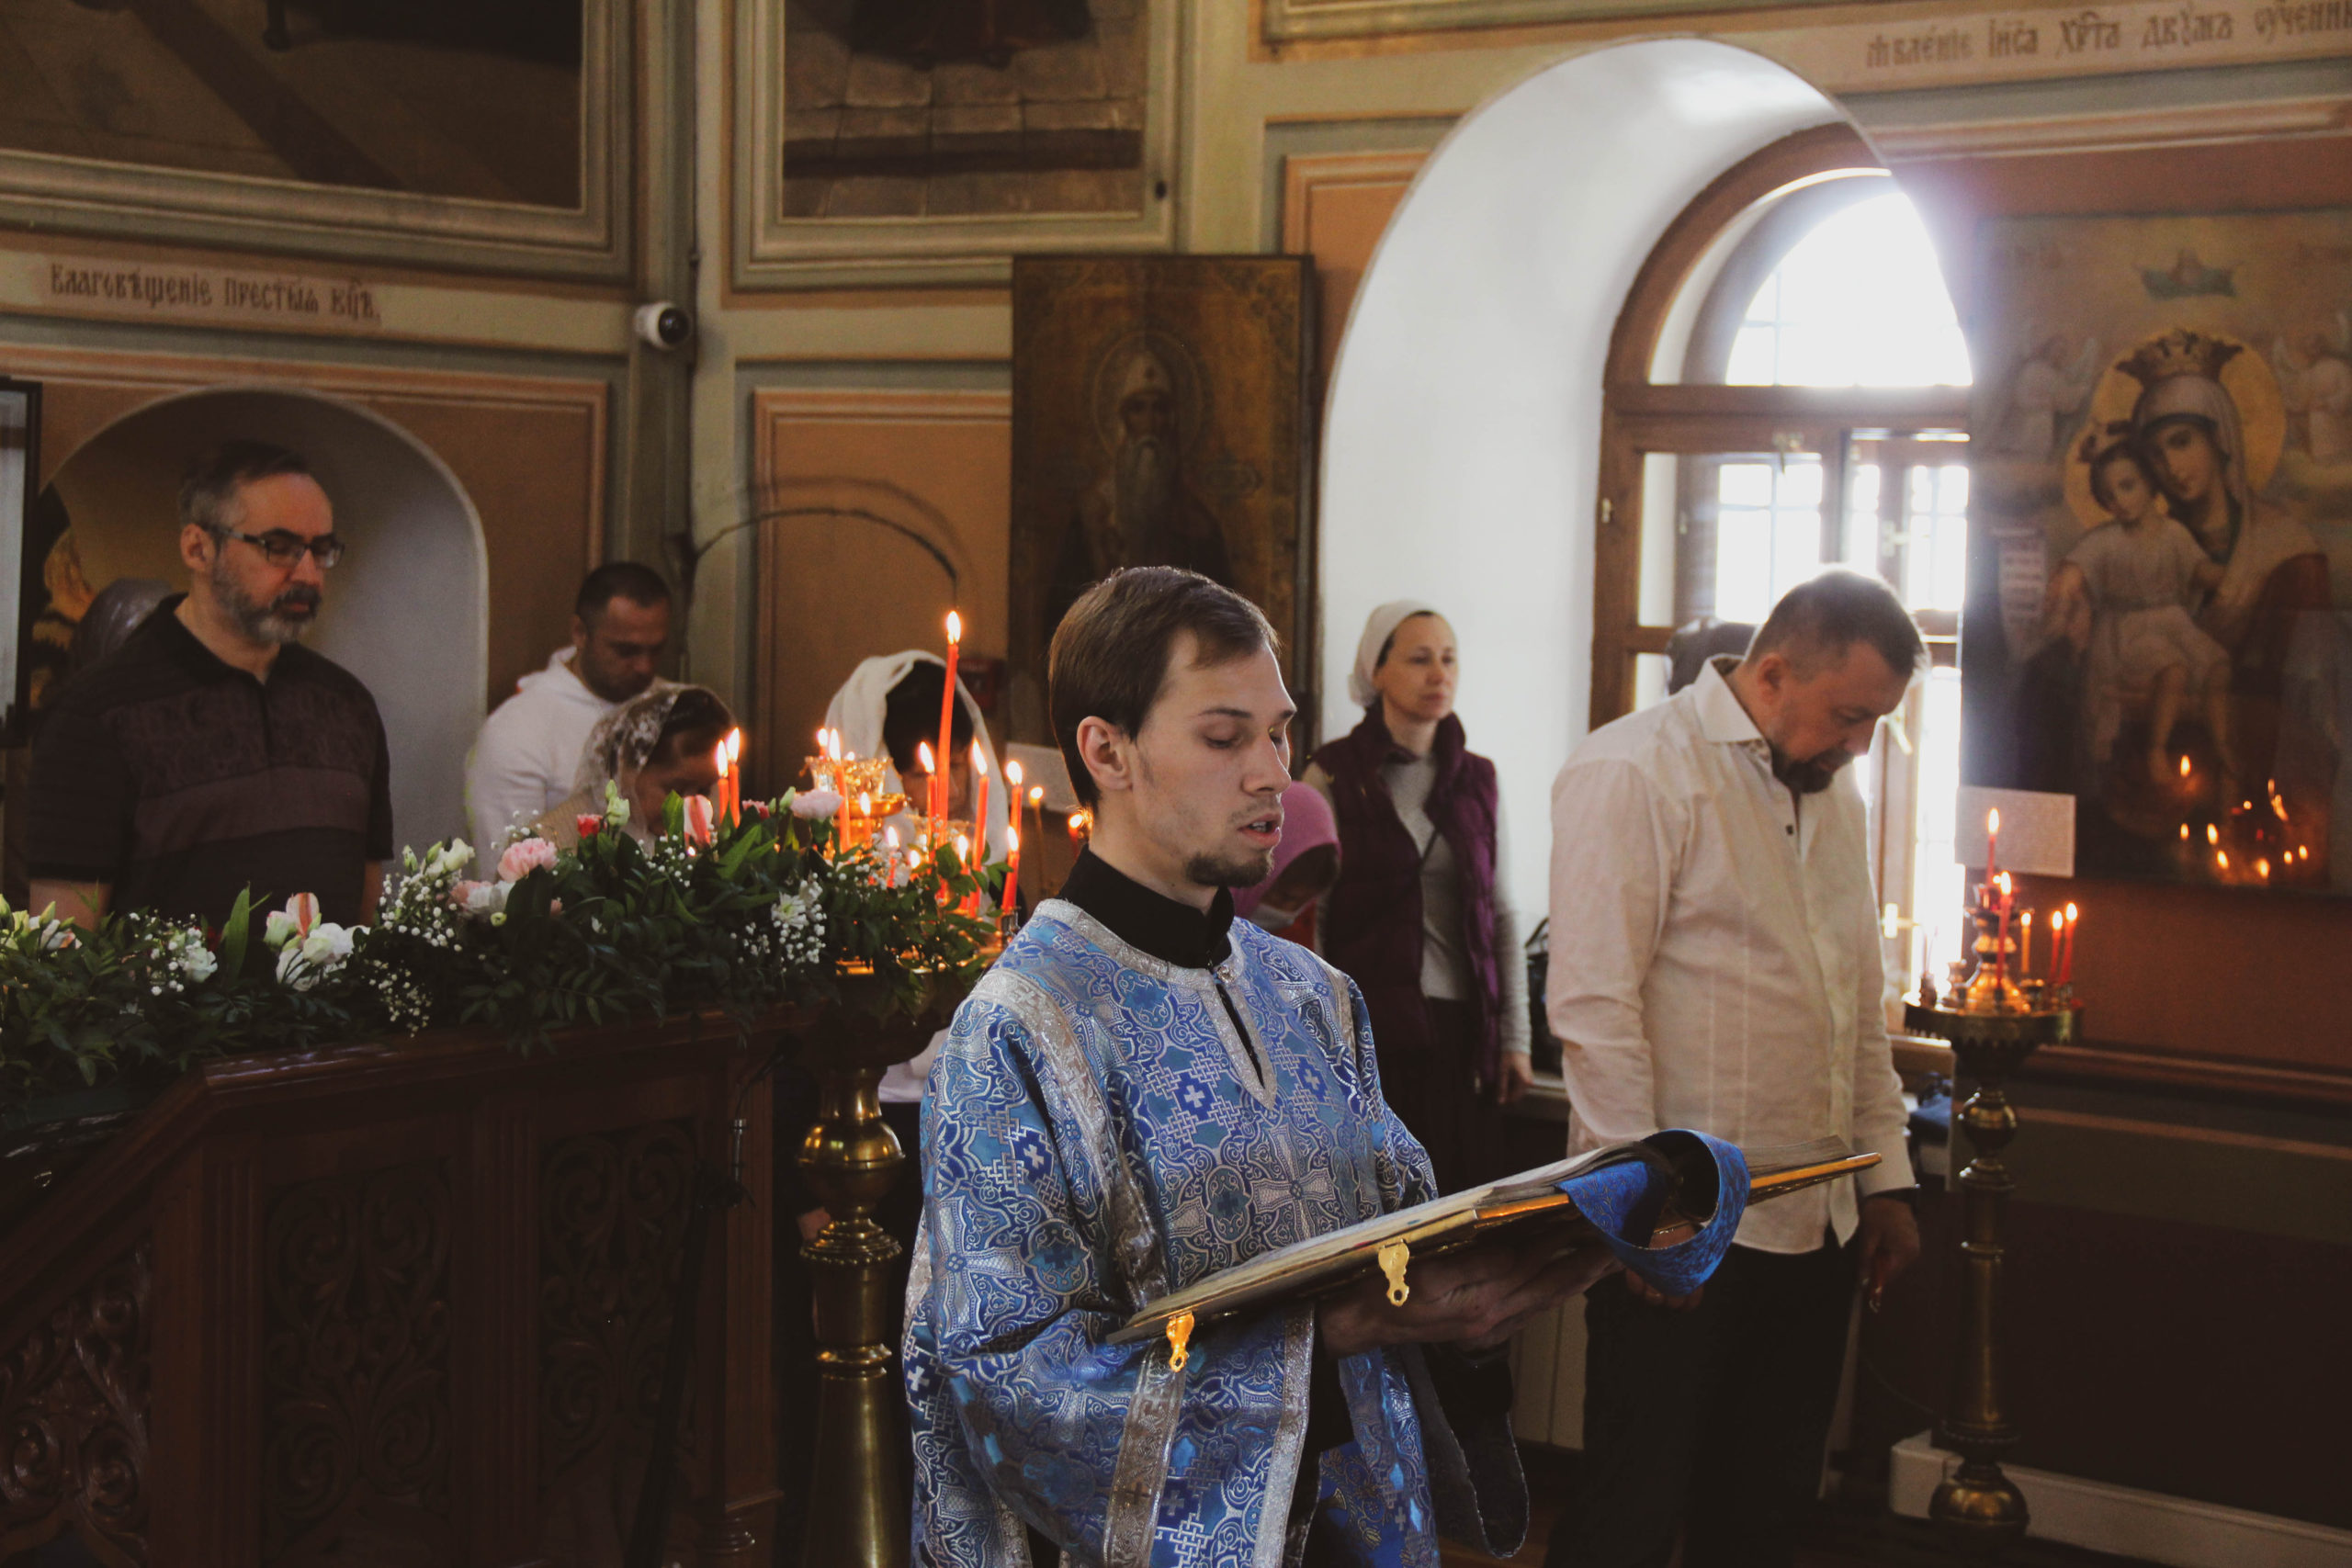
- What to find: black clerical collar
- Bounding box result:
[1058,848,1236,970]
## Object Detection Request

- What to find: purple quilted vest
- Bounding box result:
[1313,709,1503,1086]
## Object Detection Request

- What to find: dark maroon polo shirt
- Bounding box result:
[26,596,393,928]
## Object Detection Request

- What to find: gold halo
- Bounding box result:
[2064,330,2287,533]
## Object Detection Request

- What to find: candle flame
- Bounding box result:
[2180,755,2192,778]
[2020,910,2033,929]
[971,739,988,771]
[2206,823,2219,845]
[2064,901,2077,921]
[955,833,970,863]
[859,792,872,816]
[2257,858,2272,879]
[2050,909,2064,933]
[886,826,899,850]
[945,610,963,644]
[727,728,742,762]
[1007,824,1021,852]
[1028,786,1044,806]
[1006,758,1024,788]
[918,740,935,771]
[1995,872,2011,896]
[2217,851,2230,871]
[714,743,729,779]
[2179,823,2190,840]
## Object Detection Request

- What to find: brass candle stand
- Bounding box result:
[797,970,950,1568]
[1902,981,2079,1551]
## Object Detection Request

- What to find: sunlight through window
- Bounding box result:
[1724,191,1972,389]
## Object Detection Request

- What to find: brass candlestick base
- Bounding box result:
[1902,996,2080,1551]
[797,975,952,1568]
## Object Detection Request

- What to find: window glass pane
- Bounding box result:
[1723,192,1971,389]
[1708,455,1824,625]
[1915,666,1966,979]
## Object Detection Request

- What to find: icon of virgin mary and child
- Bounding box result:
[2034,329,2333,861]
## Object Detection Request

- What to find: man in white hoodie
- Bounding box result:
[466,562,671,850]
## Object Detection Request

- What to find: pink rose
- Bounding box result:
[497,837,560,882]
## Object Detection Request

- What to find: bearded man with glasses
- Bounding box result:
[28,441,392,932]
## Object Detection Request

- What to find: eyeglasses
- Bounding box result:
[208,525,345,570]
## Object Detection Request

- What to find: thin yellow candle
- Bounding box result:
[918,740,937,847]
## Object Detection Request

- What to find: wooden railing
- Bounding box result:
[0,1012,786,1566]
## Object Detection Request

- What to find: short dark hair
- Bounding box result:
[882,661,973,776]
[577,561,672,624]
[1049,567,1278,807]
[2086,440,2158,513]
[179,441,313,534]
[1746,569,1924,680]
[650,686,733,768]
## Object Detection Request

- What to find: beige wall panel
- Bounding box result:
[751,389,1011,796]
[1281,150,1427,391]
[0,345,606,707]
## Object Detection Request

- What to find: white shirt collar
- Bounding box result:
[1691,657,1767,749]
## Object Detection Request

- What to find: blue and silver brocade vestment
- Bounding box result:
[905,897,1524,1568]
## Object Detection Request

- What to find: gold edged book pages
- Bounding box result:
[1112,1134,1877,1367]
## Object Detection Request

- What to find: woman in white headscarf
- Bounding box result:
[820,651,1011,858]
[1303,601,1532,1194]
[530,682,733,849]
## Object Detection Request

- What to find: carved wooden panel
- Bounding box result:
[260,1164,454,1566]
[537,1122,696,1561]
[0,1242,150,1564]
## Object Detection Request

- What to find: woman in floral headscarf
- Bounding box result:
[531,682,733,849]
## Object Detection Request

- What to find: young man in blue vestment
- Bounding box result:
[906,568,1618,1567]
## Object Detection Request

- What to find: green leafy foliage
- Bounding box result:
[0,793,997,1110]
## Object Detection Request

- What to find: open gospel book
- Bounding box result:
[1112,1132,1876,1365]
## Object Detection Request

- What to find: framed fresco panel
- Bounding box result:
[1008,255,1314,742]
[736,0,1180,288]
[0,0,629,278]
[1962,209,2352,894]
[0,378,39,744]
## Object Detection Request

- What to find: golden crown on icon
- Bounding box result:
[2118,328,2242,388]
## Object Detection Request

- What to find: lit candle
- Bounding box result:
[1985,807,2001,883]
[884,824,900,885]
[727,728,744,823]
[2060,901,2079,985]
[1069,809,1090,848]
[970,740,990,868]
[1005,758,1025,851]
[713,740,731,829]
[937,612,963,826]
[1001,824,1023,913]
[2018,909,2034,976]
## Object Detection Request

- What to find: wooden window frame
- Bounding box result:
[1589,125,1971,730]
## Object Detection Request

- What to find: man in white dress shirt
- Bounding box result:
[465,562,671,850]
[1543,570,1924,1568]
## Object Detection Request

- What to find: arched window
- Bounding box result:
[1594,125,1972,982]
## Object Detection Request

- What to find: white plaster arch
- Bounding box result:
[1318,39,1852,911]
[43,386,490,852]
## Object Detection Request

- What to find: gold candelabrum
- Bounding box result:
[1904,881,2081,1551]
[795,946,1000,1568]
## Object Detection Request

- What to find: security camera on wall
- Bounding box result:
[634,303,693,352]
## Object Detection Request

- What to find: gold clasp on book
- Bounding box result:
[1165,1310,1195,1370]
[1377,1239,1411,1306]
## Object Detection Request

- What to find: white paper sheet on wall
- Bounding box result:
[1955,786,2075,877]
